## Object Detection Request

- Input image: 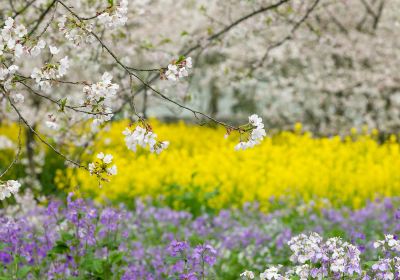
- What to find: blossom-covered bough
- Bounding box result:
[0,0,324,198]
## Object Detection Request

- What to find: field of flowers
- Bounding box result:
[56,121,400,212]
[1,121,400,279]
[0,192,399,279]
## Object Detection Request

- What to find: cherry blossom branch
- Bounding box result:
[57,1,240,131]
[13,0,277,135]
[0,86,87,170]
[56,0,160,73]
[17,80,113,116]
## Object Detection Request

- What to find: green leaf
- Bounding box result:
[61,232,74,242]
[107,0,114,6]
[159,38,172,45]
[176,55,186,64]
[81,257,104,275]
[163,255,182,264]
[109,251,124,265]
[364,260,377,268]
[59,98,67,112]
[48,241,70,255]
[92,259,104,274]
[17,266,31,278]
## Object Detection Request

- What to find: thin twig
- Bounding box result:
[0,0,37,28]
[58,1,241,131]
[27,0,58,37]
[18,81,113,116]
[1,87,87,170]
[0,118,22,179]
[183,0,290,56]
[255,0,321,69]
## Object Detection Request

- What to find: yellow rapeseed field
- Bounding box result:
[55,120,400,210]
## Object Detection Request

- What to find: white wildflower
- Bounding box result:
[260,266,284,280]
[58,56,69,77]
[103,154,113,164]
[123,125,169,154]
[240,270,255,279]
[49,45,60,55]
[30,39,46,56]
[89,153,117,178]
[98,0,128,28]
[235,114,266,151]
[0,180,21,200]
[164,57,193,81]
[11,93,24,104]
[107,165,117,175]
[14,44,24,57]
[15,25,27,37]
[45,121,59,130]
[82,72,119,126]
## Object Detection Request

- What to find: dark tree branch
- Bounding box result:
[255,0,321,69]
[361,0,385,30]
[183,0,290,56]
[27,0,57,37]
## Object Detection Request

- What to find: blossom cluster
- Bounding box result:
[82,72,119,127]
[123,124,169,154]
[374,234,400,253]
[234,114,266,150]
[0,64,20,92]
[0,17,27,58]
[0,180,20,200]
[164,57,193,81]
[31,56,70,90]
[0,17,52,62]
[58,16,95,45]
[88,152,117,179]
[241,231,399,280]
[287,233,361,278]
[98,0,129,29]
[45,114,59,130]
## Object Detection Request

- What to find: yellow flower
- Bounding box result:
[57,120,400,211]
